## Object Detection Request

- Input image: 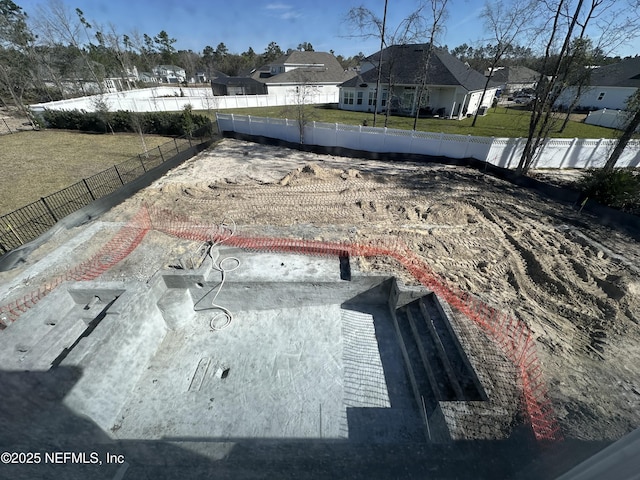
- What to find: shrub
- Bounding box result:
[579,168,640,214]
[40,109,210,136]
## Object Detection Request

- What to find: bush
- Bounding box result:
[579,168,640,214]
[40,109,210,136]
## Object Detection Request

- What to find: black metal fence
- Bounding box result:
[0,124,214,254]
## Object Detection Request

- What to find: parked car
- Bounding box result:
[514,94,535,105]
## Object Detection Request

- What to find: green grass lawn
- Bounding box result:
[0,130,174,215]
[212,105,619,139]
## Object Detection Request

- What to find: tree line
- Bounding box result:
[346,0,640,174]
[2,0,639,175]
[0,0,366,111]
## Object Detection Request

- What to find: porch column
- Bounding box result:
[459,93,469,119]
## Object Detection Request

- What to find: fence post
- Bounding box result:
[464,135,472,158]
[114,164,124,185]
[83,179,95,201]
[138,154,147,172]
[41,196,57,222]
[157,146,164,163]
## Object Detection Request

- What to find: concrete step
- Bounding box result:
[419,294,485,401]
[406,303,458,401]
[396,307,438,415]
[394,293,488,431]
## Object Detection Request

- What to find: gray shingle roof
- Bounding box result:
[588,57,640,88]
[251,51,356,84]
[340,44,489,91]
[488,66,540,84]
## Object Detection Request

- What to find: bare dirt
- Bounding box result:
[0,107,35,135]
[2,137,639,443]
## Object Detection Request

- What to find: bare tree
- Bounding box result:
[413,0,448,130]
[0,0,38,126]
[558,0,640,131]
[516,0,588,174]
[129,112,149,157]
[517,0,640,174]
[284,70,319,144]
[471,0,538,128]
[32,0,105,94]
[603,90,640,170]
[346,1,432,127]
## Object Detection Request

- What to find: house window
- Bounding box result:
[368,91,375,105]
[343,91,354,105]
[381,91,388,107]
[597,92,605,100]
[357,91,363,105]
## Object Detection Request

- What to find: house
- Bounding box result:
[152,65,187,84]
[211,76,268,96]
[138,72,159,84]
[485,66,540,96]
[248,51,356,102]
[555,57,640,111]
[338,44,497,119]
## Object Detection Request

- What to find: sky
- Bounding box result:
[17,0,640,59]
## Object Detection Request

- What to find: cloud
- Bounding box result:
[263,2,302,20]
[265,3,291,9]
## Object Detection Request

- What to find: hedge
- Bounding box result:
[38,109,210,136]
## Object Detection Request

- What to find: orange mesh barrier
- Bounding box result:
[0,207,562,442]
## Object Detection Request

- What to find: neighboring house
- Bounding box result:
[209,68,267,95]
[485,66,540,95]
[194,71,208,83]
[555,57,640,111]
[339,44,497,119]
[103,66,139,93]
[211,76,268,96]
[248,51,356,101]
[152,65,187,84]
[138,72,159,84]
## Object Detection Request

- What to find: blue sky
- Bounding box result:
[18,0,639,58]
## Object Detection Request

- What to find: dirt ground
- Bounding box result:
[2,137,639,443]
[0,107,35,135]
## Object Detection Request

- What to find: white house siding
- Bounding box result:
[263,83,341,103]
[339,86,380,113]
[340,85,496,119]
[555,86,638,111]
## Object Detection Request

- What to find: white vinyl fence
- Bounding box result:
[216,113,640,169]
[585,109,640,132]
[30,86,339,114]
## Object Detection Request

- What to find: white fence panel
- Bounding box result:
[532,138,577,168]
[335,124,365,150]
[585,109,629,130]
[31,88,338,113]
[559,139,610,168]
[381,128,414,153]
[410,131,447,157]
[307,122,338,147]
[617,140,640,167]
[216,114,640,169]
[360,126,388,152]
[486,138,524,168]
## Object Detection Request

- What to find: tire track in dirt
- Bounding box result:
[472,198,634,362]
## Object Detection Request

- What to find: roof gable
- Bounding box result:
[251,51,356,85]
[341,44,489,91]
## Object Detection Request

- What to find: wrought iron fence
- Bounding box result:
[0,124,213,255]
